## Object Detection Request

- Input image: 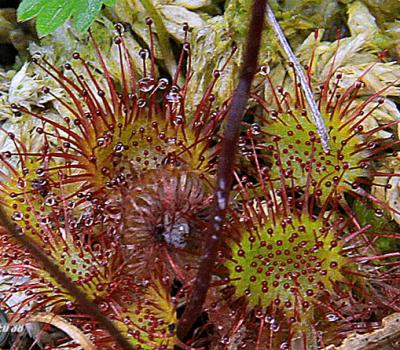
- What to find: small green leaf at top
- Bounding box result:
[17,0,116,37]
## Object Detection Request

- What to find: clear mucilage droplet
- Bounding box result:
[12,211,23,221]
[173,115,184,126]
[250,123,261,135]
[45,196,57,206]
[114,142,125,153]
[165,88,182,103]
[325,313,339,322]
[137,99,147,108]
[138,77,155,93]
[259,65,270,76]
[138,48,149,60]
[16,178,26,189]
[157,78,169,90]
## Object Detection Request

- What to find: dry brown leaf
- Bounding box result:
[325,313,400,350]
[22,313,95,350]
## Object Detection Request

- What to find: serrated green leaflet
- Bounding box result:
[17,0,116,36]
[73,0,105,34]
[17,0,43,20]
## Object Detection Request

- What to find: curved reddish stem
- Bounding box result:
[0,208,135,350]
[177,0,268,340]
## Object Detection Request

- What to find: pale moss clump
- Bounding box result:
[186,0,281,112]
[264,1,400,136]
[185,0,352,113]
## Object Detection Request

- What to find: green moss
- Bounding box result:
[352,199,400,252]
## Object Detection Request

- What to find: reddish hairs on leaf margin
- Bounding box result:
[0,206,135,350]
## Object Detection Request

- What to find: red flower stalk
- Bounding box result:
[177,0,268,340]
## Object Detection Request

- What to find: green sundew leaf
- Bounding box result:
[17,0,116,36]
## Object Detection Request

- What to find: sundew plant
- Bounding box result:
[0,0,399,349]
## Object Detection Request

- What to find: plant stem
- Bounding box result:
[265,4,330,152]
[177,0,268,341]
[0,207,135,350]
